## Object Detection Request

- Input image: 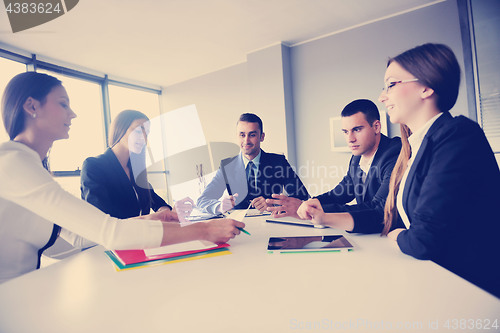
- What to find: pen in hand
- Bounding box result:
[237,227,251,235]
[223,202,252,235]
[236,202,252,235]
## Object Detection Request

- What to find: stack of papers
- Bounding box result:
[244,208,271,217]
[105,241,230,271]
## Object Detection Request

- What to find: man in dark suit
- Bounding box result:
[268,99,401,234]
[196,113,309,215]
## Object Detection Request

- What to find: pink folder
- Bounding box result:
[113,243,230,266]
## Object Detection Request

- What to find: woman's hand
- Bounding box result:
[297,200,354,230]
[203,218,245,244]
[387,228,404,241]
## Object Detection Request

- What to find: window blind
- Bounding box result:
[471,0,500,152]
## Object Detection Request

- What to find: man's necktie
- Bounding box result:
[247,161,258,195]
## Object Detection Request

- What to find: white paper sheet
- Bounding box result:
[144,240,217,257]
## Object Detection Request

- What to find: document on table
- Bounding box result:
[226,204,252,222]
[144,240,218,257]
[245,208,271,217]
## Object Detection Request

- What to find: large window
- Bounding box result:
[0,58,27,142]
[37,69,105,172]
[460,0,500,156]
[471,0,500,154]
[108,84,161,123]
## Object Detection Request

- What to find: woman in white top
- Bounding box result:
[378,43,500,297]
[0,72,244,284]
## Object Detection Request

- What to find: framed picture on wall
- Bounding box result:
[330,111,388,152]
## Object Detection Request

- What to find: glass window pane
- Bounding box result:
[108,85,161,121]
[38,69,105,171]
[472,0,500,152]
[0,58,27,143]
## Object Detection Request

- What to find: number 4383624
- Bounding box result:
[5,2,62,14]
[443,319,498,330]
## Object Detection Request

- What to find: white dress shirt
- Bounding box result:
[0,141,163,283]
[397,113,443,228]
[359,148,377,183]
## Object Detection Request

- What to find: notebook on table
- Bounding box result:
[112,241,229,266]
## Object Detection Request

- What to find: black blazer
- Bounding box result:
[315,134,402,234]
[81,149,171,219]
[396,111,500,297]
[235,150,310,209]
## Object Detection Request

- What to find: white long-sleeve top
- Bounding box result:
[0,141,163,283]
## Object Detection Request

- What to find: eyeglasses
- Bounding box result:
[382,78,419,93]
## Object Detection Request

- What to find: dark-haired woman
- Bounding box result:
[378,43,500,297]
[0,72,244,283]
[81,110,176,220]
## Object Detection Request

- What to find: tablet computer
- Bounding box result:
[266,217,327,228]
[267,235,353,253]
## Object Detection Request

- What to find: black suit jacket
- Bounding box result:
[81,149,171,219]
[235,150,310,208]
[197,149,309,213]
[396,111,500,297]
[315,134,402,233]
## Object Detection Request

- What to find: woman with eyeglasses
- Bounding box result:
[81,110,184,220]
[378,43,500,297]
[0,72,244,284]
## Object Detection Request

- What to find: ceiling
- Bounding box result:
[0,0,441,87]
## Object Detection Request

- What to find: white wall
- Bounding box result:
[162,63,250,145]
[247,44,295,159]
[162,44,296,164]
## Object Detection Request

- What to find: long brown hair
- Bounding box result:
[2,72,62,140]
[108,109,149,148]
[382,124,412,235]
[381,43,461,235]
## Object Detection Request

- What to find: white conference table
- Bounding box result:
[0,215,499,333]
